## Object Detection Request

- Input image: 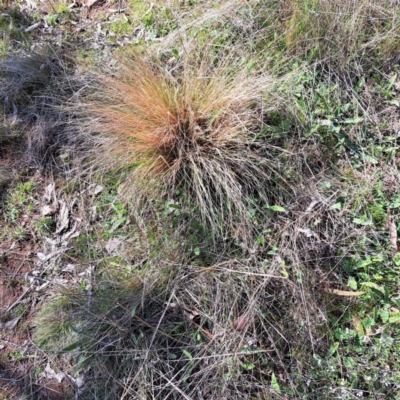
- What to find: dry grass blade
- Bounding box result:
[386,211,398,251]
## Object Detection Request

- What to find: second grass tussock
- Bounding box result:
[0,49,77,164]
[88,52,286,240]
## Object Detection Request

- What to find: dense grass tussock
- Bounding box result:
[35,255,328,400]
[0,49,76,164]
[87,52,289,240]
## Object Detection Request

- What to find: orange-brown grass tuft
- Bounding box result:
[88,53,284,239]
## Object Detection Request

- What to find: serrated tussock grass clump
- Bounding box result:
[88,53,285,240]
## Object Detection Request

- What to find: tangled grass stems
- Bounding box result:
[274,0,400,66]
[0,48,79,165]
[86,52,289,241]
[36,256,323,399]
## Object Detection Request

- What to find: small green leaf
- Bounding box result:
[269,205,286,212]
[131,333,139,346]
[171,47,179,59]
[344,357,355,369]
[351,375,359,389]
[320,181,332,189]
[131,305,137,317]
[329,342,339,356]
[59,341,80,354]
[169,204,182,210]
[388,99,399,107]
[329,202,342,210]
[257,235,265,245]
[360,153,378,164]
[363,317,375,328]
[379,308,389,323]
[225,372,234,381]
[305,124,323,137]
[168,353,177,359]
[392,253,400,266]
[110,217,127,232]
[342,117,364,124]
[194,247,200,256]
[360,282,381,289]
[242,363,255,370]
[370,287,385,299]
[387,74,397,90]
[73,355,94,376]
[297,99,307,112]
[389,314,400,323]
[354,258,372,269]
[271,372,281,393]
[352,218,373,226]
[384,286,390,303]
[182,350,193,360]
[348,277,357,290]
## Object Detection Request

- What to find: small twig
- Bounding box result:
[189,320,214,340]
[6,287,31,313]
[0,337,30,349]
[25,22,42,32]
[46,0,57,13]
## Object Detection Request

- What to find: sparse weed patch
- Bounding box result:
[4,179,36,221]
[0,8,29,48]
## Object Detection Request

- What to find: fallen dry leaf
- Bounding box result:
[43,183,56,203]
[305,200,319,213]
[386,213,398,251]
[233,314,249,331]
[86,0,103,8]
[327,289,365,297]
[41,204,57,216]
[1,316,21,330]
[43,363,65,383]
[56,200,69,233]
[105,238,123,254]
[91,184,104,196]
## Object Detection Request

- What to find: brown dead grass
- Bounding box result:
[284,0,400,65]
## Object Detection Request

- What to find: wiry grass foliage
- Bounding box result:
[88,52,286,240]
[0,49,76,164]
[35,256,328,399]
[284,0,400,66]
